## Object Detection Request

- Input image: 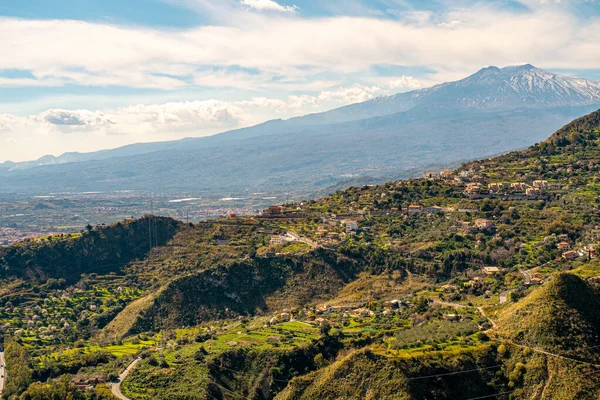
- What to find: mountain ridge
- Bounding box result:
[4,64,600,170]
[2,65,600,199]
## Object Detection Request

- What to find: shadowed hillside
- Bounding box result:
[0,216,180,282]
[122,250,361,335]
[276,348,504,400]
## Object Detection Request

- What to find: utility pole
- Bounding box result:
[148,208,152,251]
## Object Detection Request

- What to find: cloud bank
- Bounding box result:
[0,5,598,90]
[0,83,401,162]
[1,0,599,161]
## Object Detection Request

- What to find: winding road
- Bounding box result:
[477,306,497,329]
[286,230,319,249]
[110,357,141,400]
[0,351,5,397]
[520,269,532,285]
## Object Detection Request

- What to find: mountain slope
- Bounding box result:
[494,274,600,354]
[0,216,180,282]
[5,109,600,399]
[3,64,600,190]
[276,348,503,400]
[489,274,600,400]
[2,104,597,196]
[339,64,600,116]
[103,249,359,338]
[412,64,600,111]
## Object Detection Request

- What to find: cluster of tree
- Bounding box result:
[3,338,33,398]
[34,351,116,382]
[392,320,480,349]
[0,216,180,282]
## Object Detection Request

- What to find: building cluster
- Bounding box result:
[72,375,107,391]
[267,299,414,328]
[424,167,563,199]
[556,240,597,261]
[463,179,560,197]
[258,205,308,220]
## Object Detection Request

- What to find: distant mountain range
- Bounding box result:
[2,64,600,196]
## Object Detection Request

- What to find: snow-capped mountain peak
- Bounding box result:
[423,64,600,109]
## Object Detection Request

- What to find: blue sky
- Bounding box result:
[0,0,599,162]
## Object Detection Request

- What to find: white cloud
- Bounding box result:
[0,101,250,162]
[0,85,391,162]
[1,2,600,161]
[0,114,26,133]
[35,109,115,127]
[240,0,298,13]
[388,76,424,90]
[317,84,384,103]
[118,100,246,129]
[0,5,598,90]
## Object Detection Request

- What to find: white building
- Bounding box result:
[344,220,358,233]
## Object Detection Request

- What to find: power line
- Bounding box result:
[407,364,503,381]
[207,377,250,400]
[499,339,600,368]
[207,339,600,389]
[211,362,290,384]
[464,390,515,400]
[213,360,504,385]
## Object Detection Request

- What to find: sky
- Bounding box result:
[0,0,599,162]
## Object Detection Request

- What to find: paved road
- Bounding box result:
[520,269,532,285]
[0,351,5,397]
[110,358,141,400]
[286,231,319,249]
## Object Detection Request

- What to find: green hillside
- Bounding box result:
[494,273,600,354]
[2,109,600,399]
[0,216,180,282]
[277,347,504,400]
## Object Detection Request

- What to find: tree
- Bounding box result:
[319,323,331,337]
[313,353,328,368]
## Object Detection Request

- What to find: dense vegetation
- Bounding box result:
[2,109,600,399]
[0,217,180,282]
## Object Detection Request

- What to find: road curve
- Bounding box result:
[520,269,532,285]
[477,306,497,329]
[0,351,5,397]
[110,357,141,400]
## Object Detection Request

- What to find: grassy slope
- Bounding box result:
[492,273,600,399]
[276,347,504,400]
[124,250,360,334]
[494,274,600,354]
[97,293,157,341]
